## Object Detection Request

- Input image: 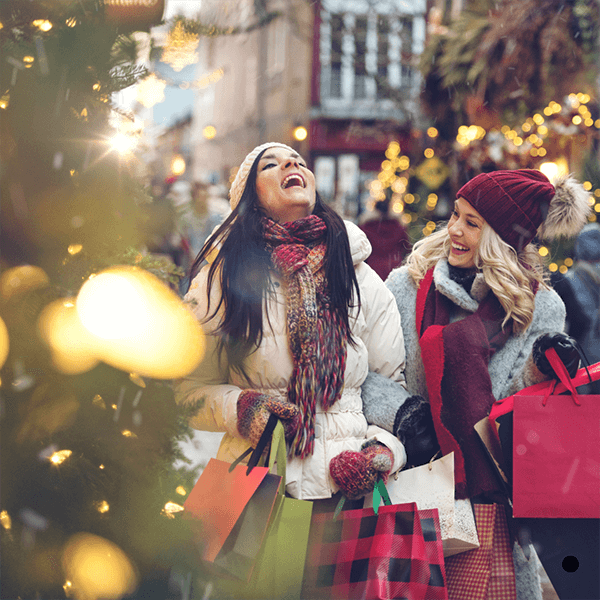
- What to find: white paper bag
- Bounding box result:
[366,452,479,557]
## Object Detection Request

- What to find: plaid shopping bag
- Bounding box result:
[302,501,439,600]
[416,508,449,600]
[444,503,516,600]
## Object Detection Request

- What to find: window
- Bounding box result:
[320,3,423,103]
[354,16,368,99]
[329,13,344,98]
[376,16,390,99]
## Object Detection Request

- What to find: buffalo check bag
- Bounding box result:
[302,501,448,600]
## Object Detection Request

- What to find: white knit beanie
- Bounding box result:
[229,142,297,211]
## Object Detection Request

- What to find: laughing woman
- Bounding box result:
[175,142,409,505]
[362,169,591,599]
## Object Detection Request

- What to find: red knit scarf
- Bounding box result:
[262,215,348,458]
[416,267,510,499]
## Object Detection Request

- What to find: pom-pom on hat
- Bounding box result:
[456,169,591,251]
[229,142,297,211]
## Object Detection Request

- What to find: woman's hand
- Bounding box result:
[533,332,580,379]
[329,441,393,499]
[237,391,300,447]
[394,395,440,467]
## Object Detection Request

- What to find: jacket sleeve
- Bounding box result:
[357,263,414,435]
[173,267,242,438]
[498,286,567,398]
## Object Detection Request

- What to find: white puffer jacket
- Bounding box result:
[175,221,407,500]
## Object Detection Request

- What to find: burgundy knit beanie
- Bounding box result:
[457,169,556,251]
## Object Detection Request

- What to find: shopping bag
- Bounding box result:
[445,503,516,600]
[302,500,446,600]
[500,349,600,518]
[238,419,312,599]
[417,508,450,600]
[364,452,479,557]
[474,416,512,496]
[489,356,600,489]
[183,416,282,581]
[213,419,313,599]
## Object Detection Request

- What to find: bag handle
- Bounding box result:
[544,348,581,406]
[489,356,600,424]
[268,419,288,494]
[228,413,279,474]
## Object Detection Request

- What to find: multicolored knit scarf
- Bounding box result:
[262,215,348,458]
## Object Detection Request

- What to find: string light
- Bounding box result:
[161,502,184,518]
[32,20,52,31]
[49,450,73,465]
[0,510,12,530]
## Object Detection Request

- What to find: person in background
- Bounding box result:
[361,169,590,600]
[175,142,414,509]
[562,223,600,389]
[359,197,411,280]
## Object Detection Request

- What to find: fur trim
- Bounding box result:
[538,174,591,240]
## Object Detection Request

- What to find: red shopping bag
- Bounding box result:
[302,501,446,600]
[493,350,600,518]
[418,508,449,600]
[183,417,282,581]
[444,503,516,600]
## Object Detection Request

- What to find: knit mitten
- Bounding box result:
[237,390,300,448]
[533,332,580,378]
[394,395,440,467]
[329,441,394,499]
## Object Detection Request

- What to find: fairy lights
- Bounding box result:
[50,450,73,465]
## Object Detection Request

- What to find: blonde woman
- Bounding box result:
[362,169,590,600]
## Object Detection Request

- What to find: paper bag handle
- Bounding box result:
[544,348,581,406]
[228,413,279,474]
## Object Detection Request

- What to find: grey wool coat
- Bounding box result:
[361,258,566,600]
[362,259,566,434]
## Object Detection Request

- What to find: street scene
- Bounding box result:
[1,1,600,599]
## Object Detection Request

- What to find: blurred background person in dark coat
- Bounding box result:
[359,197,411,280]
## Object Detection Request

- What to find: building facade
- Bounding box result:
[191,0,428,218]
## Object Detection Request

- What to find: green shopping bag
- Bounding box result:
[215,418,313,600]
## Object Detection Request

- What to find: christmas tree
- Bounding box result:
[0,2,216,598]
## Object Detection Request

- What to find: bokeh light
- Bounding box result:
[202,125,216,140]
[1,265,50,300]
[293,126,308,141]
[62,533,138,600]
[0,316,8,369]
[170,154,186,176]
[76,266,205,379]
[38,299,100,374]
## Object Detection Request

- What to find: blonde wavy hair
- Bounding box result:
[405,223,549,333]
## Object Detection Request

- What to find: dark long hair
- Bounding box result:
[188,148,361,370]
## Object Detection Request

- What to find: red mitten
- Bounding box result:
[329,441,394,499]
[237,390,300,447]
